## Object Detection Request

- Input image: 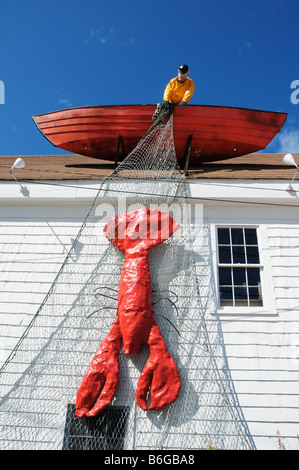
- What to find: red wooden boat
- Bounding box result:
[33,105,287,164]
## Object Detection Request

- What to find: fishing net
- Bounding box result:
[0,110,253,450]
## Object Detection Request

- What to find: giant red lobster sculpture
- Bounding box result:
[75,208,182,417]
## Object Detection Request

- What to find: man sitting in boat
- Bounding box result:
[162,64,195,109]
[151,65,195,126]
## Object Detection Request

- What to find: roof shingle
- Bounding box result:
[0,153,298,181]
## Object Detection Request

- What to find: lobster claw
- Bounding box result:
[75,318,121,417]
[136,325,181,410]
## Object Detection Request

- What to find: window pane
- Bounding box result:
[234,286,248,306]
[232,245,245,263]
[245,228,258,245]
[219,246,231,263]
[247,268,261,286]
[234,286,247,299]
[235,299,249,306]
[219,267,232,285]
[218,228,230,244]
[220,286,233,299]
[220,286,233,306]
[233,267,246,286]
[249,298,263,306]
[249,287,263,306]
[231,228,244,245]
[246,246,260,264]
[248,287,260,299]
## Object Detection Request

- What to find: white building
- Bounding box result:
[0,152,298,450]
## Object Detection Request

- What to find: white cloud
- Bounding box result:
[84,26,135,46]
[267,127,299,153]
[57,98,72,108]
[238,41,252,57]
[275,128,299,153]
[84,26,109,45]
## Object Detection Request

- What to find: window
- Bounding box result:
[217,227,263,308]
[62,404,129,450]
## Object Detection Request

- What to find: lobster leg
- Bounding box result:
[136,324,181,411]
[75,316,122,417]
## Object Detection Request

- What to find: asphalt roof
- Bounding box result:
[0,153,298,181]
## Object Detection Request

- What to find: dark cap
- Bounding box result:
[178,64,189,74]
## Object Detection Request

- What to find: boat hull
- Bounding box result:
[33,105,287,164]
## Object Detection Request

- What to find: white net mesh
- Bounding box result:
[0,112,254,450]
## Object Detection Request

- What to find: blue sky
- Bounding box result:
[0,0,298,156]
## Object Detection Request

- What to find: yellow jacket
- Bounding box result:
[163,76,195,105]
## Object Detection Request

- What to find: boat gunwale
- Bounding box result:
[32,103,288,119]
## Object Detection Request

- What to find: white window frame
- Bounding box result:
[211,223,277,317]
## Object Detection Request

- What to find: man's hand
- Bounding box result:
[178,101,187,109]
[162,100,170,109]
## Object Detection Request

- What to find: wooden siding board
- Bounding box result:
[0,216,84,366]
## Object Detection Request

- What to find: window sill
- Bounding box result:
[212,306,278,317]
